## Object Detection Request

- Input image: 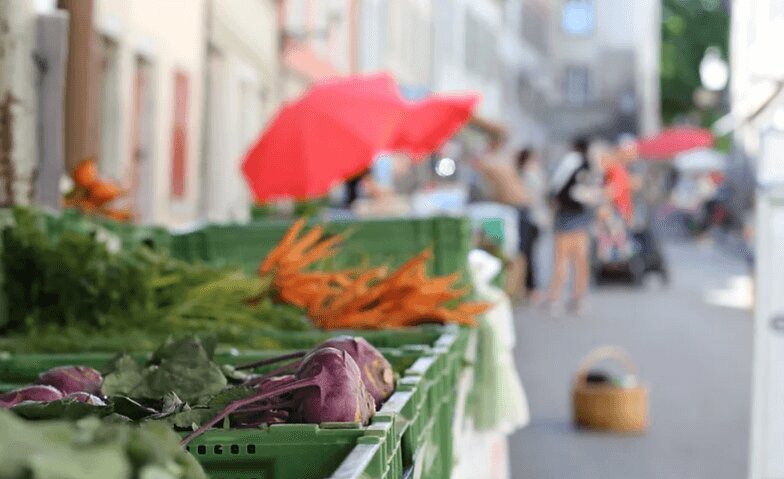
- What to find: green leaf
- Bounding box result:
[102,355,145,397]
[109,396,159,421]
[163,386,255,430]
[0,409,208,479]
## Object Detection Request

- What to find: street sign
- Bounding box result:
[750,127,784,479]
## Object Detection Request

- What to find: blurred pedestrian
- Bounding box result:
[516,148,549,304]
[473,133,531,300]
[546,138,603,315]
[604,143,634,226]
[344,168,371,208]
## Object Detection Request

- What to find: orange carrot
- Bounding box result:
[259,218,306,275]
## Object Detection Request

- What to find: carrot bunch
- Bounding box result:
[64,158,132,221]
[257,220,491,330]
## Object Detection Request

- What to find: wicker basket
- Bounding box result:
[572,346,648,433]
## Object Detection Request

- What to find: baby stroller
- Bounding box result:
[591,205,668,286]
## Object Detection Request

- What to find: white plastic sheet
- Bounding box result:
[466,249,530,434]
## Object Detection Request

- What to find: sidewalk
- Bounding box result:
[508,240,752,478]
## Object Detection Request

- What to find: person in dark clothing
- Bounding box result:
[546,138,603,315]
[516,148,545,301]
[344,168,371,208]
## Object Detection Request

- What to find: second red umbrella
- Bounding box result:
[636,126,714,159]
[387,94,480,159]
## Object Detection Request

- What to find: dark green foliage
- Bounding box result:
[660,0,729,124]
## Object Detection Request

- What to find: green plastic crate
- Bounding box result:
[0,349,435,479]
[168,217,471,278]
[0,329,470,479]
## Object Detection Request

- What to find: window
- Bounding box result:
[562,0,594,36]
[563,66,591,105]
[170,71,189,199]
[97,36,120,179]
[130,56,155,223]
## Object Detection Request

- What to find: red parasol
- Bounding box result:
[387,94,480,159]
[242,73,480,201]
[636,126,715,159]
[241,74,406,202]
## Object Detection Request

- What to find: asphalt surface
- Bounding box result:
[507,239,753,478]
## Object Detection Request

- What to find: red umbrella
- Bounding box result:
[242,73,406,201]
[387,94,480,158]
[636,126,714,159]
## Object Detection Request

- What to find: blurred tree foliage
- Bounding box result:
[660,0,729,125]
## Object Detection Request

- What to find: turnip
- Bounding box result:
[64,392,107,406]
[0,385,64,408]
[235,336,394,406]
[293,347,376,425]
[181,348,375,446]
[312,336,394,406]
[35,366,103,395]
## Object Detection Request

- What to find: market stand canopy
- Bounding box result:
[636,126,715,159]
[242,73,479,202]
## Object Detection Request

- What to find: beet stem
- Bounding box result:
[180,376,319,446]
[234,351,307,371]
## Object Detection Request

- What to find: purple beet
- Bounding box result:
[243,374,296,389]
[0,385,64,408]
[313,336,394,406]
[293,347,376,424]
[64,392,106,406]
[181,348,375,446]
[234,337,394,408]
[35,366,103,395]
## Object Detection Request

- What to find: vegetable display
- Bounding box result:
[1,336,393,442]
[0,208,487,353]
[65,158,131,221]
[0,208,311,352]
[0,410,208,479]
[257,218,492,329]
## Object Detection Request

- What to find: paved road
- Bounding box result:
[507,240,753,478]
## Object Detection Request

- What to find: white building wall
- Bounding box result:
[432,0,503,122]
[94,0,207,226]
[202,0,279,223]
[357,0,431,88]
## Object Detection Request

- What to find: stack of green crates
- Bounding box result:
[0,326,474,479]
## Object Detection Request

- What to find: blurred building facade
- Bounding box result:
[278,0,357,99]
[732,5,784,477]
[47,0,282,226]
[202,0,279,223]
[544,0,661,144]
[357,0,432,94]
[729,0,784,175]
[2,0,664,227]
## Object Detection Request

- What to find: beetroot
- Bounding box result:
[64,392,107,406]
[35,366,103,395]
[0,385,64,408]
[181,348,375,446]
[313,336,394,406]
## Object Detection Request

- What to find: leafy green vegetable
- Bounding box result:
[103,338,227,404]
[0,207,314,353]
[0,410,207,479]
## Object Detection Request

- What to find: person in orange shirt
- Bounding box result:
[604,149,634,225]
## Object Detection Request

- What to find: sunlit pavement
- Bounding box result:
[508,239,752,478]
